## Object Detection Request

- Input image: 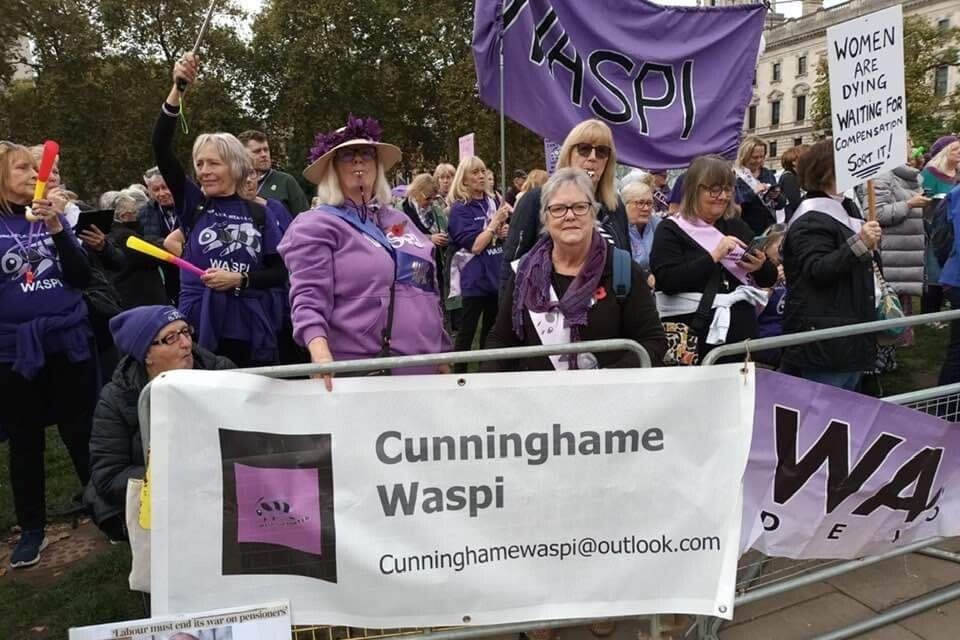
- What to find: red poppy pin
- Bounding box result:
[595,286,607,301]
[389,222,405,236]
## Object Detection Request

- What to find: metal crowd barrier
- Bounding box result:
[701,308,960,366]
[137,338,652,454]
[692,309,960,640]
[134,339,659,640]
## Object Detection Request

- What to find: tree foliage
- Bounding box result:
[810,15,960,147]
[0,0,547,200]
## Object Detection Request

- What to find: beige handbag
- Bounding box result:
[125,477,151,593]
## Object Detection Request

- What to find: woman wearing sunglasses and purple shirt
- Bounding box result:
[278,117,450,390]
[500,119,630,298]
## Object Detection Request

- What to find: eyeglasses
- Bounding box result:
[699,184,734,199]
[151,325,195,346]
[335,146,377,163]
[546,201,593,218]
[574,143,611,160]
[627,199,654,209]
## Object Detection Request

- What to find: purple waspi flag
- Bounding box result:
[741,369,960,559]
[473,0,765,170]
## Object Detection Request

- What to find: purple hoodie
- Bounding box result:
[278,202,449,369]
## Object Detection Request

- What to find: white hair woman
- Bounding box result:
[153,53,288,367]
[483,168,666,371]
[278,116,450,390]
[107,188,169,309]
[621,180,659,287]
[502,119,630,294]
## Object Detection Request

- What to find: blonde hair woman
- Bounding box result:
[502,119,629,295]
[0,142,97,568]
[433,162,456,202]
[447,156,512,371]
[733,135,787,234]
[516,169,547,205]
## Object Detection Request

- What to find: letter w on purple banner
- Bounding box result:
[473,0,765,170]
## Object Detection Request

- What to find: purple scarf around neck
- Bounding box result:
[512,230,607,347]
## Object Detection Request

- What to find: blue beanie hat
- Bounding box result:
[109,305,186,363]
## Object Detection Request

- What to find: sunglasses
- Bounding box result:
[335,146,377,163]
[151,325,195,346]
[699,184,734,199]
[546,201,593,218]
[574,143,611,160]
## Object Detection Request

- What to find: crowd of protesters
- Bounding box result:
[2,50,960,573]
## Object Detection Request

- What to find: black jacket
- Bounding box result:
[108,221,170,309]
[482,248,667,371]
[500,186,630,298]
[84,346,234,526]
[781,194,877,372]
[778,170,802,222]
[650,216,778,359]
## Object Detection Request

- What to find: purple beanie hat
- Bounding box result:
[109,305,186,363]
[929,135,959,161]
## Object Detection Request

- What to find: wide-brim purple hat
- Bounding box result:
[303,115,401,185]
[928,135,959,161]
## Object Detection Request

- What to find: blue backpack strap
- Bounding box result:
[611,247,632,303]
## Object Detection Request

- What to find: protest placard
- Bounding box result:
[458,133,475,162]
[827,5,907,193]
[68,601,291,640]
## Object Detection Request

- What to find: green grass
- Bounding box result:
[876,324,950,397]
[0,432,86,533]
[0,544,144,639]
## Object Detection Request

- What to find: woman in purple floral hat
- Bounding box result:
[278,117,450,389]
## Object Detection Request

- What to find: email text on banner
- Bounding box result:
[375,422,664,517]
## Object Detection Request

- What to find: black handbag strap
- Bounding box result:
[378,260,398,358]
[689,267,723,335]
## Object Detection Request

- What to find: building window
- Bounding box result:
[797,55,807,76]
[795,95,807,122]
[935,66,949,97]
[771,100,781,126]
[772,62,781,83]
[748,105,757,130]
[794,137,803,147]
[769,141,778,159]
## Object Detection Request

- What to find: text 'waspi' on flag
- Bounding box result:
[473,0,766,169]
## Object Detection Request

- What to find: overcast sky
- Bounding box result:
[236,0,849,23]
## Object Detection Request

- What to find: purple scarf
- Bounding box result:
[512,230,607,347]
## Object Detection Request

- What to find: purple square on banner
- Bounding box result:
[234,463,323,555]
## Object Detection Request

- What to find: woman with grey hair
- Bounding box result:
[107,188,170,309]
[482,168,666,371]
[651,156,777,364]
[621,179,659,288]
[152,52,287,366]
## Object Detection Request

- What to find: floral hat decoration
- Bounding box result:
[303,115,402,185]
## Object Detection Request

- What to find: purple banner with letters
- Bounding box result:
[741,369,960,559]
[473,0,765,170]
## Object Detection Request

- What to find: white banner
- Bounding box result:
[150,366,755,626]
[827,5,907,193]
